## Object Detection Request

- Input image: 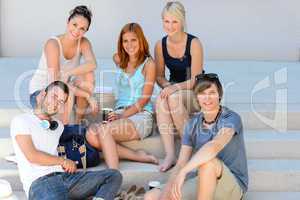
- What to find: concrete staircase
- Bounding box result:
[0,58,300,199]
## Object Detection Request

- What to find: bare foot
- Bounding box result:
[159,156,176,172]
[136,150,159,165]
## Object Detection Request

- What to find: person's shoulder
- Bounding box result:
[80,37,92,49]
[188,34,203,49]
[221,107,241,121]
[11,113,34,128]
[144,56,155,67]
[155,39,163,51]
[12,113,33,121]
[44,38,60,52]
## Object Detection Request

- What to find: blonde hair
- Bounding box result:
[162,1,186,31]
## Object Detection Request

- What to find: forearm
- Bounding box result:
[68,83,92,99]
[174,79,194,90]
[29,150,64,166]
[121,97,150,118]
[180,143,219,174]
[162,165,184,192]
[66,62,96,77]
[157,76,171,88]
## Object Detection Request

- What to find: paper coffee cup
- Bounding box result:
[148,181,161,190]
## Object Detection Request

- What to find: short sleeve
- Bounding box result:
[218,111,242,135]
[10,116,31,138]
[182,117,198,147]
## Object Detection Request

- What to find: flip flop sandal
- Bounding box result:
[114,185,138,200]
[134,186,146,196]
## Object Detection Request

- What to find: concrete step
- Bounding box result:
[11,190,300,200]
[1,105,299,130]
[2,159,300,192]
[2,127,300,159]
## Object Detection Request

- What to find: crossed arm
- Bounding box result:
[160,127,235,199]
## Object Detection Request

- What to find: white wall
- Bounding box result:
[0,0,299,61]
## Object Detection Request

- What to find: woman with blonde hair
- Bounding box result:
[29,5,98,124]
[155,1,204,172]
[86,23,158,169]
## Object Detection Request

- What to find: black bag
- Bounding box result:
[57,124,100,169]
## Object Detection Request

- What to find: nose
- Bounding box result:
[73,28,80,36]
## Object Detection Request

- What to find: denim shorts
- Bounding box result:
[29,90,41,108]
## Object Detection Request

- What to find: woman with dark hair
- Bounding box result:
[29,5,98,124]
[155,1,204,172]
[145,73,248,200]
[86,23,158,169]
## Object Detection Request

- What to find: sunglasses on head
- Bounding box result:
[195,73,219,81]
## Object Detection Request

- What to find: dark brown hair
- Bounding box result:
[45,81,69,102]
[68,5,92,30]
[193,77,223,101]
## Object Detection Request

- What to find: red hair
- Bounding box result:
[117,23,150,69]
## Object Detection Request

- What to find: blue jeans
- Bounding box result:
[28,169,122,200]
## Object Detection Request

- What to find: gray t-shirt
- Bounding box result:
[182,106,248,192]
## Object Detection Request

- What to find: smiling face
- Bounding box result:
[197,84,220,112]
[66,15,89,40]
[41,86,67,116]
[163,13,184,36]
[122,31,140,57]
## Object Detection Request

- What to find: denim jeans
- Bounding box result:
[28,169,122,200]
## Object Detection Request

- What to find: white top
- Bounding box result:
[10,113,64,197]
[29,36,81,94]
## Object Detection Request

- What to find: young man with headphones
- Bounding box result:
[10,81,122,200]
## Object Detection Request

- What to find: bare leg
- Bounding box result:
[86,119,158,169]
[62,92,74,124]
[156,95,177,172]
[74,72,95,123]
[168,91,190,137]
[197,158,222,200]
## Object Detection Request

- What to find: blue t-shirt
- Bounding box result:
[182,106,248,193]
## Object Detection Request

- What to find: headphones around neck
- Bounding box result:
[40,120,59,131]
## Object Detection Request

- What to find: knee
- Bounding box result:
[110,169,123,184]
[83,72,95,84]
[155,95,165,109]
[198,158,221,178]
[155,95,169,114]
[167,92,180,106]
[86,124,103,148]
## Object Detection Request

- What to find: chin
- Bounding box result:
[201,105,218,112]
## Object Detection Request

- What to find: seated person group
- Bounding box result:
[11,2,248,200]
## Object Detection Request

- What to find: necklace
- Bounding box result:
[203,106,222,125]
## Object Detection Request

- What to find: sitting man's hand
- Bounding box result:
[61,158,77,174]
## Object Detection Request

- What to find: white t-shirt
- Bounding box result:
[10,113,64,197]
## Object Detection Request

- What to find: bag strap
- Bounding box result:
[57,145,67,160]
[79,144,87,171]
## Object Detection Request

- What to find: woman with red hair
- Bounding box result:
[87,23,158,169]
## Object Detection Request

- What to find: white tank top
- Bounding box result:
[29,36,81,94]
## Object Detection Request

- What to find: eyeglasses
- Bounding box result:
[195,73,219,81]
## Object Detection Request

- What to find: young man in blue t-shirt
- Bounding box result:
[145,73,248,200]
